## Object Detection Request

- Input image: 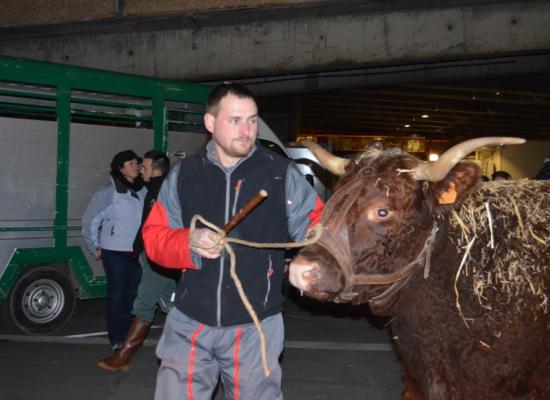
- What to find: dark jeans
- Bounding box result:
[101,249,142,346]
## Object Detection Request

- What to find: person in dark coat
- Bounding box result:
[491,170,512,181]
[534,156,550,180]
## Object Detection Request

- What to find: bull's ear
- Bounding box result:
[429,161,481,206]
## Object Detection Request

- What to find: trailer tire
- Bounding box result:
[4,266,76,335]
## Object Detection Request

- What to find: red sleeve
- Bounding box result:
[307,196,324,229]
[142,202,197,270]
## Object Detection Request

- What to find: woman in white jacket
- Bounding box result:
[82,150,147,350]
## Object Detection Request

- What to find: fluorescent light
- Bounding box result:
[428,153,439,161]
[421,114,429,118]
[404,124,411,128]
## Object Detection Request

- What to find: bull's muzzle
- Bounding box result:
[288,255,319,293]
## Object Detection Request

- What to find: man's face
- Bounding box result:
[204,93,258,167]
[141,158,154,182]
[120,159,140,181]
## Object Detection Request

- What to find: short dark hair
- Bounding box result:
[206,82,257,116]
[144,149,170,175]
[110,149,140,177]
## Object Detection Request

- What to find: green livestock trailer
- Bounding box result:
[0,55,212,335]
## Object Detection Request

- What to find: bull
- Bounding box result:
[289,137,550,399]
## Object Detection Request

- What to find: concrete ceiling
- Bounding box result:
[283,75,550,142]
[1,0,549,142]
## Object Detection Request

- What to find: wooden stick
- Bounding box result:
[223,190,268,234]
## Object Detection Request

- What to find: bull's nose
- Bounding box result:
[289,258,317,292]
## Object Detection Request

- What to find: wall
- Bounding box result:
[125,0,324,18]
[1,1,549,83]
[499,139,550,179]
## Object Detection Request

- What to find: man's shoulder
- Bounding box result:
[173,152,206,170]
[254,145,291,167]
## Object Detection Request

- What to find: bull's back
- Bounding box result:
[395,180,550,399]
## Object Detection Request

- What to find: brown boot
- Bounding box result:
[97,317,151,372]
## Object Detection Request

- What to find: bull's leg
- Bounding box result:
[527,357,550,399]
[404,369,455,400]
[402,368,422,400]
[425,372,454,400]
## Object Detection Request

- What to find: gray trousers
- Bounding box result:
[155,308,284,400]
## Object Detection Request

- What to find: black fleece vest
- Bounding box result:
[174,145,290,326]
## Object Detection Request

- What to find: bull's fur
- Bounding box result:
[297,147,550,399]
[449,180,548,316]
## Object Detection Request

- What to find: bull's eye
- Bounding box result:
[365,205,393,221]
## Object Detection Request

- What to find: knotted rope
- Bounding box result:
[189,215,323,377]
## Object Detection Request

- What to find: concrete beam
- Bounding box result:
[209,53,550,95]
[0,0,331,28]
[0,0,116,28]
[0,1,549,88]
[124,0,326,18]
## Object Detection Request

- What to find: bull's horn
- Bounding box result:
[412,137,525,182]
[298,141,350,176]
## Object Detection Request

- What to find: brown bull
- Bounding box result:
[289,138,550,399]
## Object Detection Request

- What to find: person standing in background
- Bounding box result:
[491,170,512,181]
[98,149,178,371]
[534,156,550,180]
[82,150,146,351]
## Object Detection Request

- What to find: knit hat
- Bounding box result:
[110,150,141,174]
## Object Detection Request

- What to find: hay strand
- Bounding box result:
[510,196,526,240]
[452,209,470,236]
[484,202,495,249]
[529,226,546,245]
[454,235,476,328]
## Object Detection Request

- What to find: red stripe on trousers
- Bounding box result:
[187,324,204,400]
[233,328,242,400]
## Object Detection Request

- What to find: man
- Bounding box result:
[142,83,323,400]
[98,150,176,371]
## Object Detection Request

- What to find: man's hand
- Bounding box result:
[93,249,102,260]
[190,228,224,259]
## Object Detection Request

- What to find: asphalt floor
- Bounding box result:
[0,294,402,400]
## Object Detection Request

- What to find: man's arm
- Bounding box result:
[142,163,223,270]
[285,163,324,241]
[142,202,196,269]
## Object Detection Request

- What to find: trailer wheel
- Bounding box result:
[4,266,76,335]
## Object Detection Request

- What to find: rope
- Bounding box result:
[189,215,323,377]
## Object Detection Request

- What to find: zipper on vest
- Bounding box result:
[217,171,233,327]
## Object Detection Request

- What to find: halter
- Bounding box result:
[316,170,439,312]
